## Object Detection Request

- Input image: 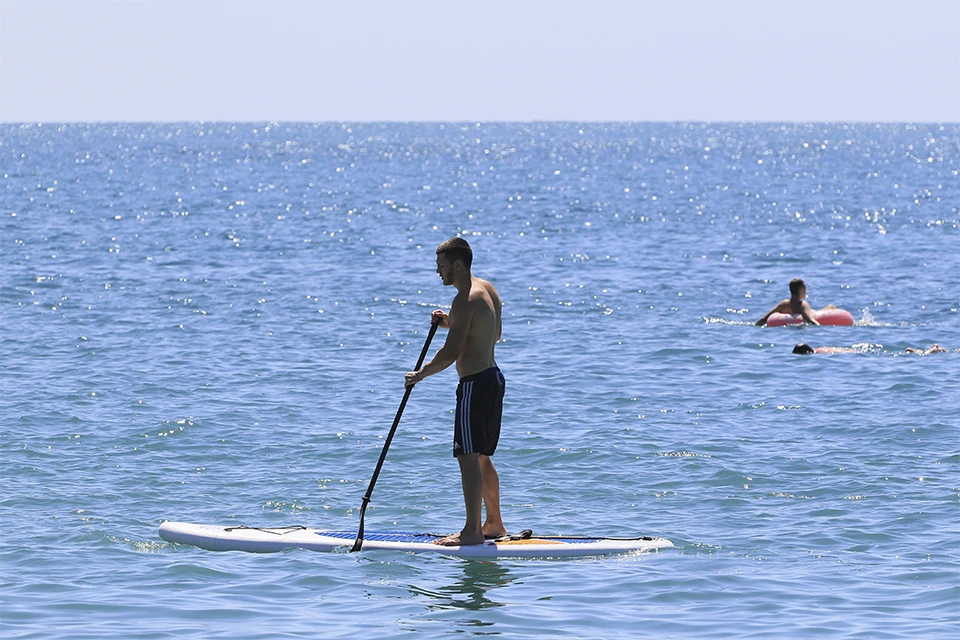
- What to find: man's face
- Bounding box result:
[436,254,455,286]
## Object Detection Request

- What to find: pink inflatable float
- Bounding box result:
[766,308,855,327]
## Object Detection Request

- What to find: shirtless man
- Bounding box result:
[756,278,827,326]
[404,237,507,546]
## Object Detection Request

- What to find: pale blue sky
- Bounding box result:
[1,0,958,122]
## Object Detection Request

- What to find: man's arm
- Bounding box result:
[755,305,778,326]
[799,301,821,325]
[405,295,472,387]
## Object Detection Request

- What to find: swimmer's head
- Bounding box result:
[789,278,806,297]
[793,343,814,354]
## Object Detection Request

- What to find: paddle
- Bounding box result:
[351,319,439,552]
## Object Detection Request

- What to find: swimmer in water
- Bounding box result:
[792,343,861,354]
[793,343,947,355]
[905,344,947,355]
[756,278,837,327]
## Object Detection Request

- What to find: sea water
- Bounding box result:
[1,122,958,639]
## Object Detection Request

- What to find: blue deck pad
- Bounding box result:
[318,531,605,544]
[319,531,442,544]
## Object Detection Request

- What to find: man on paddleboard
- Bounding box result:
[404,237,507,546]
[755,278,832,326]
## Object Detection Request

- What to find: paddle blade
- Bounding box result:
[350,505,366,552]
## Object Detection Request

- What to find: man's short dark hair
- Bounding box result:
[793,343,814,354]
[437,237,473,269]
[789,278,806,297]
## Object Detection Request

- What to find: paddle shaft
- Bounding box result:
[351,320,439,552]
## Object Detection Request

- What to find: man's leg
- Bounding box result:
[479,455,506,538]
[435,453,485,546]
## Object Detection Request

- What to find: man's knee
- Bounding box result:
[457,452,481,469]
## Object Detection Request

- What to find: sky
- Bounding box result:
[1,0,958,122]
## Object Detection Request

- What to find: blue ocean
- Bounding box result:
[1,122,958,638]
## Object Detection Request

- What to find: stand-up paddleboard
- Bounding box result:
[159,522,673,558]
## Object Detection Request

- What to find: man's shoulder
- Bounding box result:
[472,275,495,288]
[469,277,498,298]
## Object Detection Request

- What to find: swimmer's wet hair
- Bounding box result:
[789,278,806,296]
[793,343,814,354]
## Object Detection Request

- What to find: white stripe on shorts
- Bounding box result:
[460,380,473,454]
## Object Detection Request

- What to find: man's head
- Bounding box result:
[793,343,815,355]
[436,237,473,286]
[789,278,807,298]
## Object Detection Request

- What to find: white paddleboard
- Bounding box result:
[159,522,673,558]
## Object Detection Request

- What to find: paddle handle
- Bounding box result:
[351,320,439,552]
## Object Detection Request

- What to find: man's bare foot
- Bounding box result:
[482,525,507,539]
[433,531,485,546]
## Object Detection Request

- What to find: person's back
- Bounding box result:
[785,296,806,314]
